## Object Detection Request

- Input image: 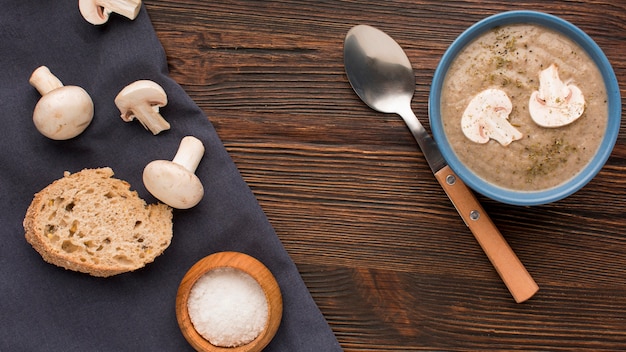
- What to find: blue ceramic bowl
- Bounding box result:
[429,11,621,206]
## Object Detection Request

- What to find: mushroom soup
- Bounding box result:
[440,24,608,191]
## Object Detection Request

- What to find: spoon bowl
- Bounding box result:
[344,25,446,172]
[344,25,415,114]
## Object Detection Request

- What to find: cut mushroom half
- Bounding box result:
[529,63,585,128]
[79,0,142,25]
[29,66,94,140]
[143,136,205,209]
[461,88,523,147]
[115,80,170,135]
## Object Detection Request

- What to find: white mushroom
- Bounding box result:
[461,88,523,146]
[529,63,585,128]
[79,0,142,25]
[114,80,170,135]
[29,66,94,140]
[143,136,205,209]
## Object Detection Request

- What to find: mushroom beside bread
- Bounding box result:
[24,9,207,277]
[143,136,205,209]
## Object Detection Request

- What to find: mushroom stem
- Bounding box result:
[172,136,205,173]
[29,66,63,95]
[131,102,171,135]
[96,0,141,20]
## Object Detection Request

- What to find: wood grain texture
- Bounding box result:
[146,0,626,350]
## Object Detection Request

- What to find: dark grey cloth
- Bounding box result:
[0,2,342,351]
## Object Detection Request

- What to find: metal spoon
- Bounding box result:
[344,24,538,303]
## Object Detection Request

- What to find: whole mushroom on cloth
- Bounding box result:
[79,0,142,25]
[29,66,94,140]
[114,80,170,135]
[143,136,205,209]
[529,63,585,128]
[461,88,523,146]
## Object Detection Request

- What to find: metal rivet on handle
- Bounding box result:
[446,174,456,185]
[469,210,480,221]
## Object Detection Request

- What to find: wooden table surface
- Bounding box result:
[146,1,626,350]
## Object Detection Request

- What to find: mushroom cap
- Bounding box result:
[529,64,585,128]
[143,160,204,209]
[79,0,111,25]
[461,88,523,146]
[33,86,94,140]
[114,80,167,122]
[79,0,142,25]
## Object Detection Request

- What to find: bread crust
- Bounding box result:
[24,167,173,277]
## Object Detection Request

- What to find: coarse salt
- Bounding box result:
[187,267,269,347]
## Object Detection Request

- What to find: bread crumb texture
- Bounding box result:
[23,167,173,277]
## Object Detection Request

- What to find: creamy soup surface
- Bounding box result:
[440,24,608,191]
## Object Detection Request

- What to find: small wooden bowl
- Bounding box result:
[176,251,283,352]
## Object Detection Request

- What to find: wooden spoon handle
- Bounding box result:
[434,165,539,303]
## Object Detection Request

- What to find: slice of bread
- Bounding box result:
[24,167,173,277]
